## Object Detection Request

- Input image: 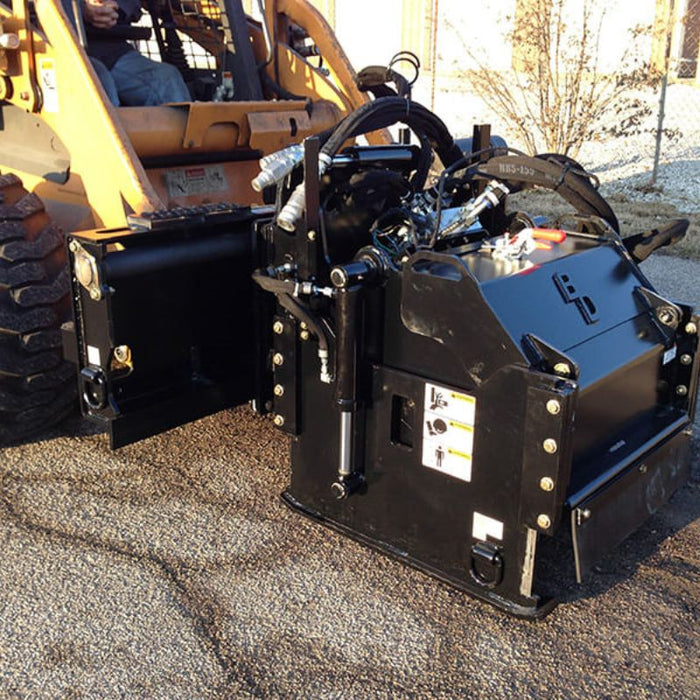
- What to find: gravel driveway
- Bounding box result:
[0,256,697,699]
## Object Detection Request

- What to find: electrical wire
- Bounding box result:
[389,51,421,87]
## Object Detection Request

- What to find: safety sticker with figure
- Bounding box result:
[422,382,476,482]
[38,58,59,113]
[164,165,228,198]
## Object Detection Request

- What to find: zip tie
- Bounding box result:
[554,163,572,191]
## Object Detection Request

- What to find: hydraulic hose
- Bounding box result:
[320,97,462,167]
[260,71,306,101]
[251,269,329,354]
[471,155,620,233]
[275,98,460,232]
[356,66,411,99]
[412,131,433,190]
[276,293,329,354]
[255,0,274,67]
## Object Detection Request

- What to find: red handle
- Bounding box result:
[532,228,567,243]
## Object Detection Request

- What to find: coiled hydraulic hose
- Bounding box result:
[276,98,463,230]
[320,97,463,167]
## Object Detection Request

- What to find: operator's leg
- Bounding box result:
[110,51,190,106]
[90,58,120,106]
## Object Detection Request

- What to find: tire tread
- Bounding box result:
[0,176,76,444]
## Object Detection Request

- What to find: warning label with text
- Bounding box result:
[422,382,476,482]
[165,165,228,198]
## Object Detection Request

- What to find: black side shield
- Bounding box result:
[64,205,269,448]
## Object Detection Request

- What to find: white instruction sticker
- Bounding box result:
[472,512,504,542]
[86,344,101,367]
[38,58,59,113]
[422,382,476,482]
[663,345,677,365]
[164,165,228,198]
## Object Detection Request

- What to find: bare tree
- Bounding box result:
[451,0,663,158]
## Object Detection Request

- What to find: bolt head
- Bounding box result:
[540,476,555,492]
[685,322,698,335]
[331,482,347,500]
[330,267,348,288]
[307,230,317,242]
[300,330,310,341]
[680,354,692,366]
[74,256,94,288]
[543,438,558,454]
[537,514,552,529]
[113,345,129,363]
[0,33,20,50]
[272,321,284,335]
[273,414,285,427]
[546,399,561,415]
[657,307,676,326]
[272,353,284,367]
[273,384,284,397]
[553,362,571,377]
[676,385,688,397]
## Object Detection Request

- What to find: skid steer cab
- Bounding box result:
[64,91,699,616]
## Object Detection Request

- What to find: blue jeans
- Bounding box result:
[91,51,190,106]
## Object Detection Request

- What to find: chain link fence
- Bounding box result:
[650,0,700,186]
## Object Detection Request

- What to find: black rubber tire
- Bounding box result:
[0,173,76,443]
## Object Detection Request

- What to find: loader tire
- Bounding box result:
[0,174,76,443]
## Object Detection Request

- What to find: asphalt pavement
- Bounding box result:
[0,255,698,699]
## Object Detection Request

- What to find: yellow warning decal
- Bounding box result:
[38,57,59,113]
[447,448,472,460]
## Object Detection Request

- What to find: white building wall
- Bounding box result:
[435,0,517,72]
[334,0,405,68]
[306,0,658,75]
[578,0,657,71]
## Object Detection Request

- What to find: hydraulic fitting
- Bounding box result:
[439,180,509,238]
[259,143,304,170]
[252,145,306,192]
[277,154,332,231]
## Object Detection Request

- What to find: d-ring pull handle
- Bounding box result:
[80,366,108,411]
[470,541,504,589]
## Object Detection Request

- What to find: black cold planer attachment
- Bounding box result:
[64,99,699,618]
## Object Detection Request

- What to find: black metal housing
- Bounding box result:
[66,142,699,617]
[64,204,270,448]
[279,233,697,616]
